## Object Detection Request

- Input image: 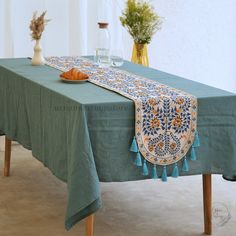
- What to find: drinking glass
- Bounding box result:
[110,50,124,67]
[96,48,111,67]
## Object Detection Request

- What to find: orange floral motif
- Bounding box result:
[176,108,182,113]
[152,109,158,115]
[148,98,157,106]
[170,143,176,150]
[144,137,150,141]
[148,145,154,152]
[176,97,185,105]
[151,118,160,128]
[157,142,164,149]
[173,116,182,128]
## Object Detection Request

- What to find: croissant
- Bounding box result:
[60,68,89,80]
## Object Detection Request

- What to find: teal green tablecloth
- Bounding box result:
[0,57,236,229]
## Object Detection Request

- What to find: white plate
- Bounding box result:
[60,77,89,83]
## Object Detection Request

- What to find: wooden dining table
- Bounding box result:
[1,57,236,235]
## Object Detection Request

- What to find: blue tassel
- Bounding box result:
[190,147,197,161]
[182,157,189,172]
[134,152,142,166]
[193,131,200,147]
[172,163,179,178]
[130,136,138,152]
[152,165,158,179]
[161,166,167,182]
[142,160,149,176]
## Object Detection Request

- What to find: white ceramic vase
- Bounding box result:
[31,39,45,66]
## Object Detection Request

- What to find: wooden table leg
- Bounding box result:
[202,174,212,235]
[4,136,12,177]
[86,214,94,236]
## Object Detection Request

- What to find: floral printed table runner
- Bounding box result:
[45,56,200,181]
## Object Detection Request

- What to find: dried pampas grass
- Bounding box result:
[29,11,50,40]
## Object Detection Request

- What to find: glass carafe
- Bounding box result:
[96,22,110,67]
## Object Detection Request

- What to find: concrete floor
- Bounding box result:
[0,143,236,236]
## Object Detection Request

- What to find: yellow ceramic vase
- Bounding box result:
[131,43,149,67]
